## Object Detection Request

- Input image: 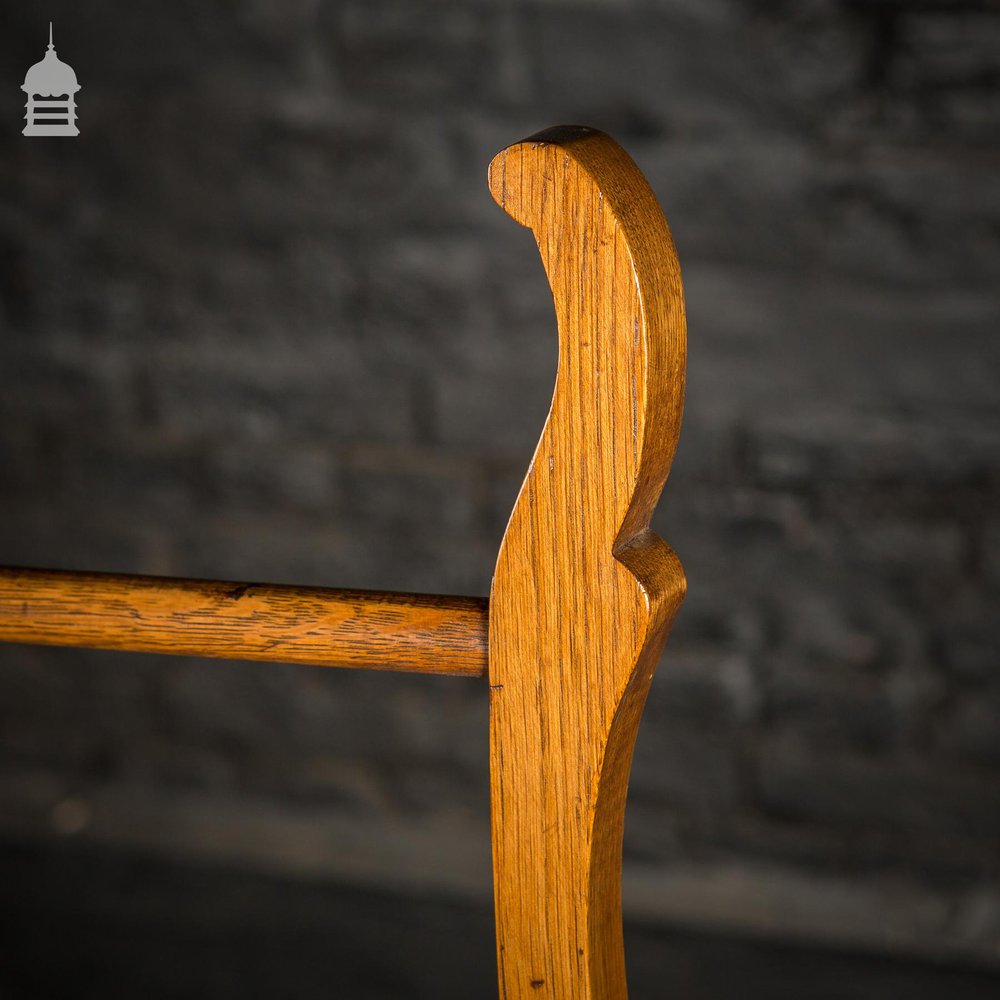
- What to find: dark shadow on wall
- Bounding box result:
[1,839,999,1000]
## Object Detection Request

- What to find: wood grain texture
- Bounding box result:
[0,567,487,677]
[487,127,687,998]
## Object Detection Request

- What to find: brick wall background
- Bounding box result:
[0,0,998,991]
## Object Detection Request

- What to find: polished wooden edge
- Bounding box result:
[0,566,488,677]
[486,126,686,998]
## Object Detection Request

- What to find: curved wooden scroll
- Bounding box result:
[488,127,687,998]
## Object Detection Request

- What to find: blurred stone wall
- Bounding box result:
[0,0,998,968]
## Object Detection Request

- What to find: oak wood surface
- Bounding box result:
[0,123,687,1000]
[0,567,488,677]
[487,127,687,999]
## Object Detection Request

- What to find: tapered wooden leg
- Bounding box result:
[487,127,687,999]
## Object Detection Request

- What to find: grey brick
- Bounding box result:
[933,688,1000,768]
[755,734,1000,840]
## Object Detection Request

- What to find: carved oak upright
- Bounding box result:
[0,126,687,1000]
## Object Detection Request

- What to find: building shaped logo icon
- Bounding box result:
[22,23,80,137]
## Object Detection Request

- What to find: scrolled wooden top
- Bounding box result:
[487,126,687,999]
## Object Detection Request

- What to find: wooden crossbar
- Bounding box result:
[0,567,487,677]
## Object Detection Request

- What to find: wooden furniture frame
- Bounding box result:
[0,126,686,999]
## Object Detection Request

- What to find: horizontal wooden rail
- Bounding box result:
[0,567,488,677]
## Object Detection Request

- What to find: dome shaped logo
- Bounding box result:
[22,23,80,137]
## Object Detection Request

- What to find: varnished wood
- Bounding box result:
[487,127,686,998]
[0,124,688,998]
[0,567,488,677]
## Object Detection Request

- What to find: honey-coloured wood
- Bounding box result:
[0,124,688,998]
[0,567,488,677]
[487,127,687,998]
